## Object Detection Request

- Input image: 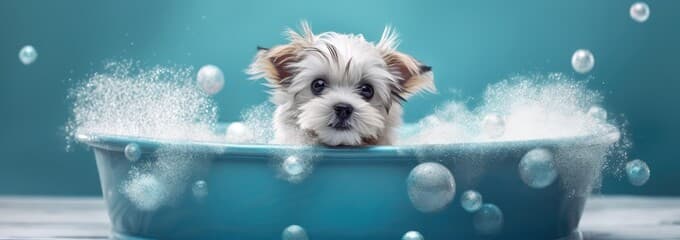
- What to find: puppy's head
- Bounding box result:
[248,22,435,146]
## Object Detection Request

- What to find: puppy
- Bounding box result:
[247,22,435,146]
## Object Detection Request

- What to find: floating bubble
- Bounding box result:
[587,106,607,122]
[122,173,167,211]
[571,49,595,74]
[283,155,305,176]
[481,113,505,138]
[196,64,224,95]
[282,225,308,240]
[518,148,558,188]
[18,45,38,65]
[402,231,424,240]
[461,190,483,212]
[225,122,254,143]
[473,203,504,235]
[630,2,650,23]
[192,180,208,199]
[124,143,142,162]
[626,159,650,186]
[407,162,456,213]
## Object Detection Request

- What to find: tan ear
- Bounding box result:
[383,52,435,95]
[377,26,435,96]
[247,45,301,86]
[246,21,315,86]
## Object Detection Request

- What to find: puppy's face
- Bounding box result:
[248,22,435,146]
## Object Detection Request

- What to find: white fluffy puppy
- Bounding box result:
[247,22,435,146]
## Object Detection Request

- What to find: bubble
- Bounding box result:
[196,64,224,95]
[283,155,305,176]
[481,113,505,138]
[18,45,38,65]
[124,143,141,162]
[402,231,424,240]
[630,2,650,23]
[473,203,504,235]
[461,190,483,212]
[518,148,558,188]
[407,162,456,213]
[225,122,254,143]
[122,173,167,211]
[192,180,208,199]
[587,106,607,122]
[282,225,308,240]
[571,49,595,74]
[626,159,650,186]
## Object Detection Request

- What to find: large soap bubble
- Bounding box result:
[630,2,650,23]
[481,113,505,138]
[124,143,142,162]
[626,159,650,186]
[196,64,224,95]
[402,231,424,240]
[461,190,483,212]
[518,148,558,188]
[473,203,504,235]
[282,225,308,240]
[571,49,595,74]
[407,162,456,213]
[18,45,38,65]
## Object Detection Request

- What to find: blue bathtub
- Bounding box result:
[76,124,619,239]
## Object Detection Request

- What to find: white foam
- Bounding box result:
[401,73,619,145]
[67,61,219,143]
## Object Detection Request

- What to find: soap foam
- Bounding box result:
[401,73,619,145]
[66,61,220,145]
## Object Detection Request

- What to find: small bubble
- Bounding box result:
[473,203,504,235]
[124,143,141,162]
[461,190,483,212]
[518,148,558,188]
[626,159,650,186]
[225,122,254,143]
[196,64,225,95]
[407,162,456,213]
[282,225,308,240]
[192,180,208,199]
[402,231,424,240]
[571,49,595,74]
[18,45,38,65]
[283,155,304,176]
[630,2,650,23]
[481,113,505,138]
[587,106,607,121]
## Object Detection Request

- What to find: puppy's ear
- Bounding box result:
[377,27,436,96]
[247,21,315,86]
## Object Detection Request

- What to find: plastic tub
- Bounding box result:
[76,124,619,239]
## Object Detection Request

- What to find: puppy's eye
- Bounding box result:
[311,79,327,95]
[358,84,374,100]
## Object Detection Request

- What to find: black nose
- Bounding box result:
[333,103,354,121]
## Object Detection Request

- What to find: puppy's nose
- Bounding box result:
[333,103,354,121]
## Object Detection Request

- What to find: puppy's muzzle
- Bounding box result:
[331,103,353,130]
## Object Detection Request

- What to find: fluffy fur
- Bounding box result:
[247,22,435,146]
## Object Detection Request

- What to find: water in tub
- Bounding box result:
[66,57,638,237]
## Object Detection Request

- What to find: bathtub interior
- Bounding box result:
[77,123,618,239]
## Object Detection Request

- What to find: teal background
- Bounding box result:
[0,0,678,196]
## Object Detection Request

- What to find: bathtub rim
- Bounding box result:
[75,127,620,160]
